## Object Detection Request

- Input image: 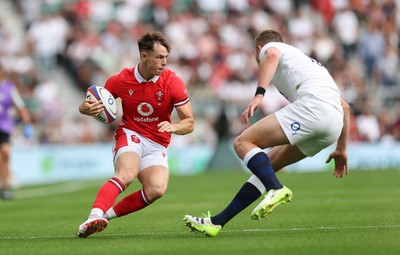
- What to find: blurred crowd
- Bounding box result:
[1,0,400,147]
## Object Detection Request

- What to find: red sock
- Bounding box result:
[92,177,126,213]
[113,189,151,217]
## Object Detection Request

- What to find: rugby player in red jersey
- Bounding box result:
[77,32,194,238]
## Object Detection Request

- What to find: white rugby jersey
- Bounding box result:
[259,42,342,112]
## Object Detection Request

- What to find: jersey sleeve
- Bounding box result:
[104,74,119,98]
[170,75,189,107]
[259,42,283,61]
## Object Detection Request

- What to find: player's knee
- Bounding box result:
[233,135,247,158]
[115,171,136,186]
[119,177,135,187]
[144,185,167,202]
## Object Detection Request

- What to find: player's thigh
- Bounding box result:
[0,143,10,163]
[267,144,307,171]
[236,113,289,151]
[114,152,140,184]
[138,165,169,199]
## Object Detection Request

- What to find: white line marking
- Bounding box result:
[1,225,399,240]
[239,225,400,232]
[11,181,101,199]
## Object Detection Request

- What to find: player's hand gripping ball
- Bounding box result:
[86,85,118,124]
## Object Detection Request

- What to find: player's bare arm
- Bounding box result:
[11,86,31,125]
[241,47,280,125]
[79,99,104,117]
[326,98,350,178]
[158,102,194,134]
[241,95,263,125]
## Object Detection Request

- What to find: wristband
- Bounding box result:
[255,86,266,96]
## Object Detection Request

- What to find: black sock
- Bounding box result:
[247,152,283,190]
[211,182,262,227]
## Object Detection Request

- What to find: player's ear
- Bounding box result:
[255,45,263,55]
[255,45,263,63]
[140,51,148,62]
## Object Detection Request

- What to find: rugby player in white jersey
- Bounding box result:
[77,32,194,238]
[184,29,350,237]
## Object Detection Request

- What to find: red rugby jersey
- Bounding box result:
[105,66,189,147]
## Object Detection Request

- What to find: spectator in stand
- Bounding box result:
[27,11,69,78]
[356,100,381,142]
[392,104,400,141]
[331,4,359,60]
[348,107,361,142]
[377,107,395,143]
[287,7,315,55]
[377,44,398,87]
[357,21,386,82]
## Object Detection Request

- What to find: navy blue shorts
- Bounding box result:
[0,130,10,144]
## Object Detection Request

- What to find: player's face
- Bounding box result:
[141,43,169,77]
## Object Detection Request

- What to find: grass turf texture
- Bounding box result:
[1,169,399,255]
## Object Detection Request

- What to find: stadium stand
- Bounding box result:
[1,0,399,146]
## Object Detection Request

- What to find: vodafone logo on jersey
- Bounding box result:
[137,102,154,116]
[134,102,159,123]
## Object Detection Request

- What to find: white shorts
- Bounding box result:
[113,128,169,171]
[275,98,343,157]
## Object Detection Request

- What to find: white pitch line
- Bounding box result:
[238,225,400,232]
[11,181,101,199]
[1,225,399,240]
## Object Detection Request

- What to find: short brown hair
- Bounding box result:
[138,32,171,53]
[255,30,283,46]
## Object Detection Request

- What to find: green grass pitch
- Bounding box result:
[1,169,399,255]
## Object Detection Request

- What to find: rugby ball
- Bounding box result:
[86,85,118,124]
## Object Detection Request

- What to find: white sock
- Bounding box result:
[103,207,117,220]
[247,175,266,194]
[88,208,104,219]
